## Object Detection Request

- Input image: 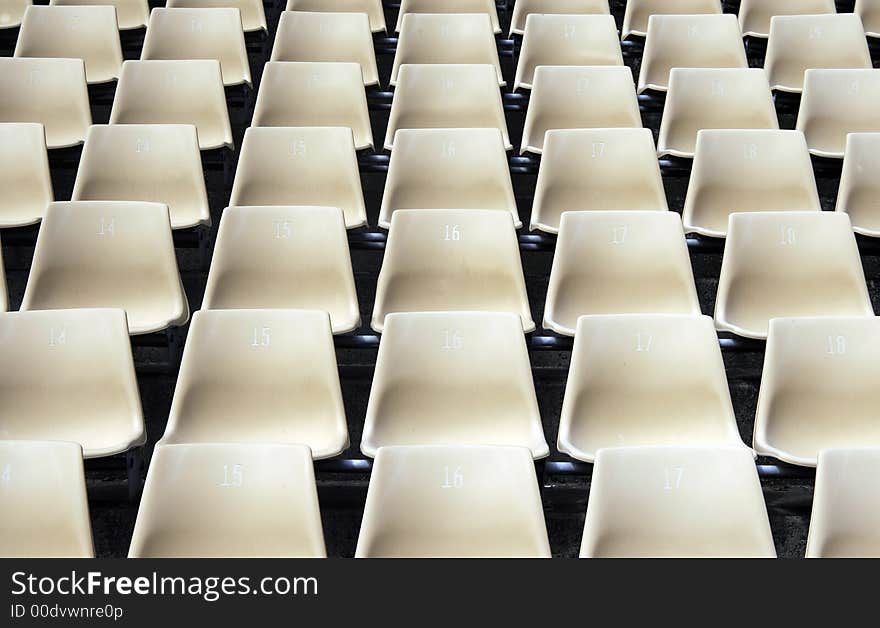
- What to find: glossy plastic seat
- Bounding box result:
[836,133,880,236]
[0,0,30,28]
[621,0,721,39]
[49,0,149,30]
[167,0,266,32]
[856,0,880,37]
[510,0,609,36]
[286,0,385,32]
[396,0,500,33]
[739,0,836,39]
[0,123,52,228]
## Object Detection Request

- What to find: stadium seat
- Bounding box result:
[72,124,210,230]
[0,441,94,558]
[0,0,29,29]
[558,315,745,462]
[580,446,776,558]
[715,212,874,339]
[396,0,500,33]
[682,129,821,237]
[355,445,551,558]
[167,0,266,33]
[229,127,367,229]
[621,0,721,39]
[836,133,880,236]
[379,127,519,229]
[543,211,700,336]
[657,68,778,158]
[739,0,836,39]
[384,64,510,150]
[372,209,533,332]
[109,60,233,151]
[202,205,360,333]
[361,312,548,457]
[21,201,190,335]
[0,122,52,228]
[0,309,145,456]
[49,0,148,30]
[856,0,880,37]
[530,128,667,233]
[252,61,373,150]
[520,65,641,154]
[128,443,326,558]
[159,309,349,458]
[510,0,610,37]
[285,0,385,32]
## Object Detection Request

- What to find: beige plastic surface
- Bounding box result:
[558,315,745,462]
[129,443,326,558]
[0,0,30,28]
[510,0,610,36]
[657,68,778,158]
[362,312,548,458]
[0,309,145,457]
[0,57,91,149]
[580,446,776,558]
[621,0,721,39]
[202,206,360,333]
[252,61,373,150]
[530,128,667,234]
[384,64,510,150]
[397,0,500,33]
[739,0,836,38]
[168,0,266,32]
[754,318,880,467]
[520,65,641,155]
[715,212,874,339]
[682,129,821,237]
[271,11,378,86]
[0,441,94,558]
[796,68,880,158]
[21,201,190,335]
[0,123,52,228]
[72,124,210,230]
[356,445,551,558]
[857,0,880,37]
[159,309,349,458]
[110,59,232,151]
[543,211,700,336]
[50,0,149,30]
[836,133,880,236]
[372,209,534,332]
[286,0,385,32]
[379,128,518,228]
[638,14,747,94]
[229,126,367,229]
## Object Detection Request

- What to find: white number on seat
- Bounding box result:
[272,221,292,239]
[442,465,463,489]
[779,226,796,246]
[591,142,605,159]
[611,225,627,245]
[98,217,115,237]
[441,330,463,350]
[49,327,66,347]
[251,327,271,347]
[443,224,461,241]
[290,139,306,156]
[826,335,846,355]
[220,464,243,488]
[635,332,653,353]
[1,464,10,483]
[663,466,684,490]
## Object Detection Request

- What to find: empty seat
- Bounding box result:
[286,0,385,32]
[72,124,210,230]
[510,0,610,36]
[379,127,519,229]
[0,0,30,29]
[167,0,266,33]
[356,445,551,558]
[682,129,820,237]
[0,122,52,228]
[836,133,880,236]
[21,201,190,335]
[396,0,500,33]
[372,209,533,332]
[129,443,326,557]
[110,60,232,151]
[621,0,722,39]
[657,68,778,158]
[580,446,776,557]
[520,65,641,154]
[361,312,548,457]
[252,61,373,150]
[50,0,149,31]
[159,309,349,458]
[202,206,360,333]
[229,127,367,229]
[0,441,93,558]
[856,0,880,37]
[715,212,874,339]
[739,0,836,39]
[0,309,145,456]
[543,211,700,336]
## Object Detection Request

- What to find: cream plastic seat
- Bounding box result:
[384,64,510,150]
[0,0,30,29]
[362,312,548,457]
[754,318,880,467]
[657,68,778,158]
[21,201,190,335]
[252,61,372,150]
[270,11,378,86]
[580,446,776,558]
[514,14,622,91]
[109,60,232,151]
[510,0,610,36]
[229,127,367,229]
[856,0,880,37]
[682,129,820,238]
[0,58,91,149]
[836,133,880,236]
[50,0,149,31]
[0,309,145,456]
[543,211,700,336]
[621,0,721,39]
[796,69,880,158]
[396,0,500,33]
[715,212,874,340]
[202,206,360,333]
[372,210,533,331]
[286,0,385,32]
[738,0,836,39]
[356,445,551,558]
[530,128,667,234]
[0,441,93,558]
[72,124,210,230]
[129,443,326,558]
[0,123,52,228]
[167,0,266,33]
[638,14,747,94]
[520,65,641,155]
[379,128,518,229]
